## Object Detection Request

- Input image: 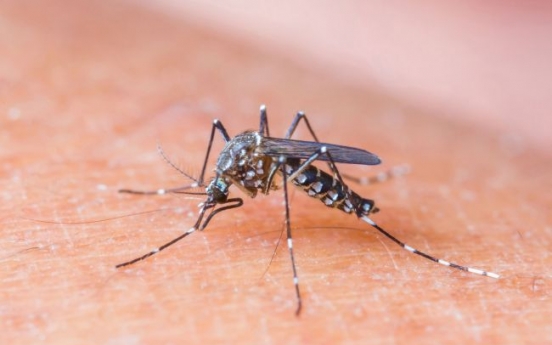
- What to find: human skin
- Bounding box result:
[1,1,550,344]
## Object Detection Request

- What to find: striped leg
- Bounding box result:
[284,110,320,141]
[115,227,197,268]
[361,216,500,279]
[115,203,209,268]
[277,155,303,315]
[115,196,243,268]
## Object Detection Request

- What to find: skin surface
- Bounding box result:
[1,1,550,344]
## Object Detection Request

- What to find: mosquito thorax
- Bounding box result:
[216,131,261,173]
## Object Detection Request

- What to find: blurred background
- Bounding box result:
[138,0,552,154]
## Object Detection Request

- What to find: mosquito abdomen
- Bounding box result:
[289,163,376,217]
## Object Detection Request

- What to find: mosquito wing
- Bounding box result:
[258,137,381,165]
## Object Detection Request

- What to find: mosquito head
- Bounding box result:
[206,176,230,204]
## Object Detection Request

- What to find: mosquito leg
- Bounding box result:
[361,216,500,279]
[289,148,498,278]
[277,155,303,315]
[258,104,270,137]
[115,203,210,268]
[284,110,319,141]
[197,119,231,185]
[200,198,243,230]
[115,228,196,268]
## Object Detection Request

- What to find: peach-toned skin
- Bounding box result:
[1,1,550,344]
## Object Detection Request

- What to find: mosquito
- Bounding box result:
[117,105,500,315]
